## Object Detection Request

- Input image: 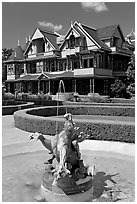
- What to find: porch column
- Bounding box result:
[54,60,56,71]
[89,78,92,93]
[66,57,69,71]
[57,61,60,71]
[104,79,106,95]
[38,80,40,93]
[7,83,10,93]
[24,63,27,75]
[74,79,77,93]
[79,55,82,69]
[106,79,108,95]
[42,81,45,93]
[48,80,51,94]
[92,78,95,94]
[70,59,73,71]
[20,82,22,92]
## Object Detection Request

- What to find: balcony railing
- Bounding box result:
[111,47,132,55]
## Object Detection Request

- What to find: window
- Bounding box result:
[89,58,93,67]
[83,38,87,50]
[47,43,51,51]
[75,38,79,47]
[99,55,102,68]
[47,61,51,72]
[42,43,45,52]
[21,64,24,74]
[63,61,67,70]
[51,60,55,72]
[113,37,119,47]
[7,64,14,75]
[83,59,88,68]
[69,34,75,48]
[31,63,36,73]
[36,61,43,73]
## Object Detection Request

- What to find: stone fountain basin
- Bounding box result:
[2,116,135,202]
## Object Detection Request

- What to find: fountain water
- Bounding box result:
[28,80,95,202]
[56,80,67,135]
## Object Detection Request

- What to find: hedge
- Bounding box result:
[14,106,135,143]
[2,102,34,115]
[28,105,135,117]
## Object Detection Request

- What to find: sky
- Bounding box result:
[2,1,135,49]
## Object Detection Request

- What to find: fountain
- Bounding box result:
[29,80,95,202]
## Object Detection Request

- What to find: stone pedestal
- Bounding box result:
[40,171,93,202]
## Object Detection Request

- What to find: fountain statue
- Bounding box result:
[29,113,94,201]
[29,80,94,201]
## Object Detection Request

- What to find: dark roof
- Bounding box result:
[126,30,135,41]
[8,45,24,61]
[23,41,30,52]
[15,74,40,82]
[81,24,111,51]
[97,24,118,39]
[15,71,74,82]
[39,28,59,50]
[47,71,74,79]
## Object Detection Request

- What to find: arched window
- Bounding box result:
[69,34,75,48]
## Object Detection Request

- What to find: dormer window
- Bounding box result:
[113,36,119,47]
[69,33,75,48]
[7,64,14,75]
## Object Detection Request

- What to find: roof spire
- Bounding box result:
[18,39,20,46]
[71,20,73,28]
[15,51,16,58]
[26,37,28,43]
[29,35,31,41]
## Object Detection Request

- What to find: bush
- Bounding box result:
[14,107,135,143]
[110,80,127,98]
[3,92,15,100]
[88,96,112,103]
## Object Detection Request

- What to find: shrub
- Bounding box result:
[88,96,112,103]
[14,107,135,143]
[3,92,15,100]
[110,80,127,98]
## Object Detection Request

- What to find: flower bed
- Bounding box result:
[14,106,135,143]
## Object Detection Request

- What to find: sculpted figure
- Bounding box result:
[29,113,91,183]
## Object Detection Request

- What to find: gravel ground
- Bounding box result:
[2,115,135,202]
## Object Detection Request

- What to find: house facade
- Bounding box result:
[4,21,134,95]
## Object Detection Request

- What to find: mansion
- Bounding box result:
[4,21,134,96]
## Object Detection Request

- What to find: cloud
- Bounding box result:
[81,2,108,12]
[38,21,63,31]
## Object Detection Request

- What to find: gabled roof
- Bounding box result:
[60,21,110,51]
[7,45,24,62]
[39,28,60,50]
[15,71,74,82]
[97,24,125,41]
[15,74,40,81]
[81,24,111,51]
[24,28,60,55]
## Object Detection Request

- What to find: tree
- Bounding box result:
[2,48,14,82]
[126,53,135,97]
[110,79,127,98]
[2,48,14,61]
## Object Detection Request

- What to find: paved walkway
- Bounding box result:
[2,115,135,157]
